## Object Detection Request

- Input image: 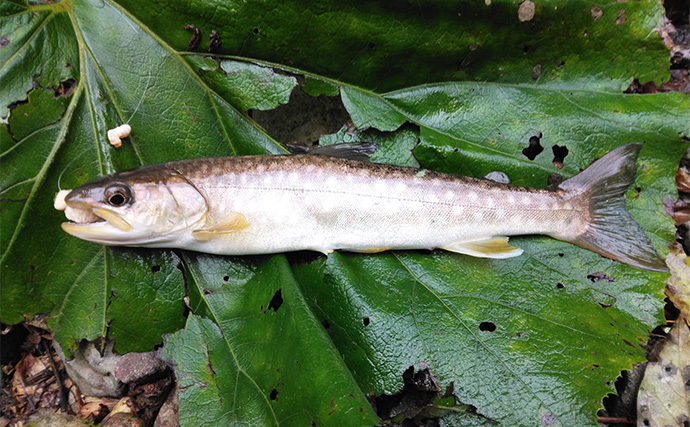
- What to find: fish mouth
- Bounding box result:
[61,204,132,238]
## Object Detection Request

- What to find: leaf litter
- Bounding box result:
[0,322,177,426]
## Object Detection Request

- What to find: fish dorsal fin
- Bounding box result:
[440,236,523,259]
[303,142,378,162]
[192,212,249,241]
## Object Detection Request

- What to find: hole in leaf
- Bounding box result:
[208,30,221,53]
[663,364,677,375]
[547,173,563,188]
[594,291,616,308]
[370,365,483,424]
[268,289,283,312]
[478,321,496,332]
[587,272,614,283]
[531,64,542,81]
[552,145,569,169]
[55,78,77,98]
[223,275,229,282]
[522,135,544,160]
[269,388,278,400]
[322,319,331,329]
[184,25,201,50]
[363,317,370,327]
[151,265,161,273]
[252,27,260,35]
[556,283,564,289]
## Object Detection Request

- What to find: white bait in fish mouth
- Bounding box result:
[64,205,102,224]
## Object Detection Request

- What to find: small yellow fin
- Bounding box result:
[354,248,390,254]
[441,236,523,259]
[193,213,249,241]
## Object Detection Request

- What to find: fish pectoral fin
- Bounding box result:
[192,213,249,241]
[441,236,523,259]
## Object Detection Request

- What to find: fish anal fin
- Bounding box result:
[441,237,523,259]
[193,213,249,241]
[353,247,390,254]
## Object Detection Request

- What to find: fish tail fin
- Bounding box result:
[556,143,667,272]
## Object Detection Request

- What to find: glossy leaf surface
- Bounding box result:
[162,254,378,426]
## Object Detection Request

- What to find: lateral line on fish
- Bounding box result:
[198,184,581,212]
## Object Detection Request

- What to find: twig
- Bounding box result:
[42,340,67,411]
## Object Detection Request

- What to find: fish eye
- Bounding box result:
[104,184,132,207]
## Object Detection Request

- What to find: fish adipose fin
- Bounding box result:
[556,143,667,272]
[192,212,249,241]
[441,236,524,259]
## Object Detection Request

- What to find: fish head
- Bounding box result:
[61,165,208,246]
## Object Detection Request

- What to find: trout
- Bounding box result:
[59,143,667,272]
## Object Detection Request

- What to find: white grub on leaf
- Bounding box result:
[518,0,535,22]
[107,124,131,148]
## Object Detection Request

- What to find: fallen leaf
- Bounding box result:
[637,320,690,426]
[637,248,690,426]
[677,168,690,193]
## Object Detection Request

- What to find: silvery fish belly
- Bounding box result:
[58,144,667,272]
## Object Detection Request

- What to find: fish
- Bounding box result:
[58,143,667,272]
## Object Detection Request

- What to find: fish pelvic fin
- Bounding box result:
[441,236,523,259]
[557,143,667,272]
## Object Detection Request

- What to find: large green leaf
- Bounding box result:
[293,246,665,426]
[161,254,378,425]
[114,0,670,91]
[1,0,688,425]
